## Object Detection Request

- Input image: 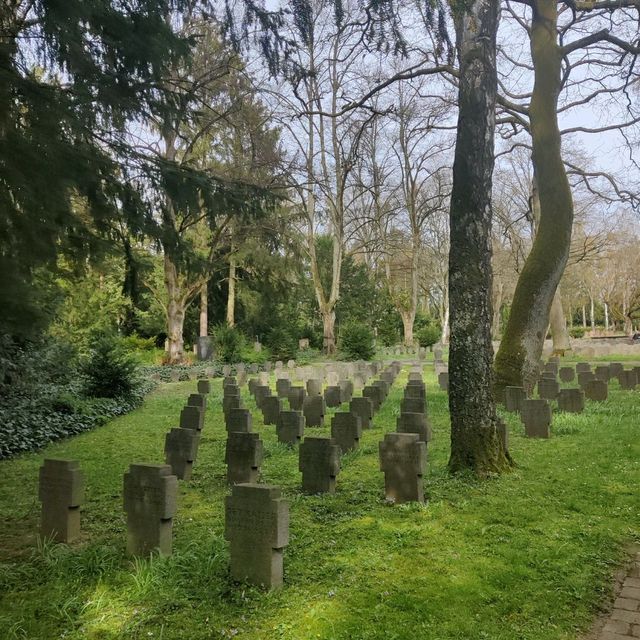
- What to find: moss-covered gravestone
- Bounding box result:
[379,433,427,504]
[521,399,552,438]
[559,367,575,383]
[331,412,362,453]
[164,428,200,480]
[123,464,177,556]
[225,484,289,589]
[299,437,341,493]
[39,459,84,543]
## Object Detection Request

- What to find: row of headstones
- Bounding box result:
[504,359,639,438]
[382,345,431,359]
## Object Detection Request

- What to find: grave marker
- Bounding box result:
[276,410,305,445]
[379,433,427,504]
[349,397,373,430]
[226,408,253,433]
[557,389,585,413]
[521,399,552,438]
[504,386,526,413]
[299,437,341,494]
[559,367,575,383]
[164,428,200,480]
[584,379,608,401]
[330,412,362,453]
[225,432,263,484]
[180,405,203,431]
[287,386,306,411]
[303,395,326,427]
[262,396,283,425]
[396,412,432,443]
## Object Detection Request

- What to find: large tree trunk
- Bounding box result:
[401,312,415,346]
[199,282,208,337]
[226,251,236,327]
[494,0,574,395]
[448,0,511,475]
[322,308,336,355]
[550,288,571,352]
[164,254,186,364]
[492,280,504,339]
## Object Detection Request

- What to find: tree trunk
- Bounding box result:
[492,281,504,339]
[494,0,574,395]
[199,282,208,337]
[590,295,595,333]
[604,302,609,331]
[401,312,415,346]
[582,305,586,329]
[164,254,186,364]
[227,251,236,327]
[448,0,511,475]
[322,308,336,355]
[549,287,571,352]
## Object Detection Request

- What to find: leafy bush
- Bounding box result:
[340,322,375,360]
[120,333,157,352]
[569,326,586,339]
[417,324,441,348]
[82,334,140,398]
[265,326,297,361]
[294,347,321,365]
[213,324,246,363]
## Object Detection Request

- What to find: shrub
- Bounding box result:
[82,334,140,398]
[265,326,297,361]
[569,326,586,339]
[213,324,245,363]
[417,324,441,348]
[120,333,157,352]
[340,322,375,360]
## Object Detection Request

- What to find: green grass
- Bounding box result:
[0,364,638,640]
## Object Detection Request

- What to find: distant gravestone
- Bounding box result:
[287,359,296,369]
[249,363,259,374]
[379,433,427,504]
[521,399,552,438]
[225,483,289,589]
[276,410,305,445]
[264,361,273,373]
[331,412,362,453]
[247,378,258,395]
[408,372,423,382]
[187,394,206,411]
[123,464,177,556]
[287,386,306,411]
[559,367,575,383]
[557,389,585,413]
[578,371,596,389]
[39,459,84,543]
[258,372,269,385]
[537,378,560,400]
[339,379,354,403]
[254,385,272,409]
[299,437,341,494]
[223,394,242,419]
[584,379,608,401]
[610,362,624,378]
[576,362,592,373]
[362,385,383,412]
[400,397,426,415]
[324,385,342,408]
[225,432,263,484]
[372,379,389,400]
[226,408,252,433]
[438,372,449,391]
[197,379,211,395]
[262,396,283,425]
[505,386,526,413]
[223,376,238,389]
[349,397,373,430]
[276,378,292,398]
[275,360,284,370]
[222,365,232,377]
[326,371,339,387]
[540,371,557,381]
[303,395,326,427]
[306,379,322,396]
[397,412,432,443]
[164,428,200,480]
[619,370,637,390]
[594,366,611,382]
[180,405,203,431]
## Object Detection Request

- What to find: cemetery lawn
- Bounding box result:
[0,367,638,640]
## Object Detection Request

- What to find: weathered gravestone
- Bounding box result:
[372,379,389,400]
[559,367,575,383]
[225,432,263,484]
[287,386,306,411]
[223,394,242,419]
[578,369,597,389]
[299,437,341,494]
[324,385,343,408]
[397,412,432,443]
[276,378,291,398]
[287,359,296,369]
[521,399,552,438]
[306,379,322,397]
[224,382,240,396]
[379,433,427,504]
[363,385,384,412]
[258,372,269,385]
[226,408,252,433]
[187,393,206,411]
[619,370,637,390]
[505,386,526,413]
[576,362,592,373]
[408,372,423,382]
[544,362,559,376]
[247,378,258,395]
[584,379,608,401]
[438,372,449,391]
[222,365,232,377]
[349,397,373,430]
[249,363,259,374]
[39,459,84,543]
[331,412,362,453]
[339,379,354,403]
[262,396,283,425]
[594,365,611,382]
[197,379,211,395]
[225,484,289,589]
[164,428,200,480]
[557,389,585,413]
[276,411,305,445]
[538,378,560,400]
[180,405,204,431]
[400,397,426,415]
[540,371,557,381]
[123,464,177,556]
[303,395,326,427]
[254,385,272,410]
[610,362,624,378]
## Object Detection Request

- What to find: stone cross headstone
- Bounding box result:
[222,364,232,376]
[262,396,283,425]
[324,385,342,408]
[397,412,432,443]
[258,372,269,385]
[362,385,383,412]
[349,397,373,430]
[521,399,552,438]
[123,464,177,556]
[619,370,637,390]
[226,408,253,433]
[557,389,585,413]
[504,386,526,413]
[379,433,427,504]
[276,378,292,398]
[180,405,204,431]
[287,386,306,411]
[610,362,624,378]
[372,379,389,400]
[254,385,272,410]
[197,379,211,395]
[306,379,322,396]
[338,379,354,403]
[400,397,426,415]
[164,428,200,480]
[224,483,289,589]
[594,365,611,382]
[39,459,84,543]
[225,432,263,484]
[331,412,362,453]
[223,394,242,419]
[302,395,326,427]
[408,372,423,382]
[287,359,296,369]
[584,379,608,401]
[578,371,596,389]
[537,378,560,400]
[299,437,341,494]
[276,410,305,445]
[187,393,206,410]
[559,367,575,383]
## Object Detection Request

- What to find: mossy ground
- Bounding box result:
[0,359,638,640]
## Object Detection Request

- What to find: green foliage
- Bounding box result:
[417,324,441,348]
[213,324,246,363]
[120,334,157,352]
[265,326,297,360]
[339,322,375,360]
[570,326,586,338]
[81,335,140,399]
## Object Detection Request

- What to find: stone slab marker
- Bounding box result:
[585,379,608,401]
[225,432,263,484]
[197,379,211,395]
[226,408,252,433]
[223,394,242,419]
[180,405,203,431]
[39,459,84,543]
[262,396,283,425]
[397,412,432,443]
[224,483,289,589]
[224,383,240,397]
[164,428,200,480]
[379,433,427,504]
[299,437,341,494]
[306,379,322,396]
[594,365,611,382]
[123,464,177,556]
[276,378,291,398]
[363,385,383,412]
[505,386,526,413]
[559,367,575,383]
[438,372,449,391]
[557,389,585,413]
[619,370,637,390]
[610,362,624,377]
[408,372,423,382]
[276,411,304,445]
[331,412,362,453]
[324,385,342,408]
[302,395,326,427]
[373,380,390,399]
[521,399,552,438]
[576,362,592,373]
[253,385,272,409]
[349,397,373,429]
[339,380,354,403]
[578,371,596,389]
[538,378,560,400]
[404,384,426,400]
[287,386,306,411]
[187,393,207,410]
[400,397,426,415]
